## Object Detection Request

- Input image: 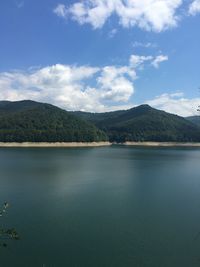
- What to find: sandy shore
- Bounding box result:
[1,141,200,148]
[0,142,112,148]
[123,142,200,147]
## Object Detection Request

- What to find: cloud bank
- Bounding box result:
[147,93,200,117]
[1,54,198,116]
[189,0,200,15]
[54,0,183,32]
[0,54,167,112]
[151,55,168,68]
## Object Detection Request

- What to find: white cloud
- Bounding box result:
[132,42,157,48]
[0,65,102,112]
[0,54,168,112]
[151,55,168,68]
[188,0,200,15]
[0,64,136,112]
[98,66,136,102]
[54,0,183,32]
[108,28,118,38]
[130,54,153,68]
[129,54,168,69]
[146,92,200,117]
[53,4,68,18]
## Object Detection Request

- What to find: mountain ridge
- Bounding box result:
[72,104,200,142]
[0,100,200,143]
[0,100,107,142]
[186,116,200,127]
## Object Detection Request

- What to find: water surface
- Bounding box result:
[0,146,200,267]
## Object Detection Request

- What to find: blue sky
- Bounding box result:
[0,0,200,116]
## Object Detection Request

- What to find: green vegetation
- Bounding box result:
[73,105,200,142]
[186,116,200,127]
[0,100,108,142]
[0,202,19,248]
[0,100,199,143]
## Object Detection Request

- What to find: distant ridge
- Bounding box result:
[186,116,200,127]
[72,104,200,142]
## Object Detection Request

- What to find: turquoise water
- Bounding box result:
[0,146,200,266]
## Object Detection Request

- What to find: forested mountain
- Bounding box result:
[186,116,200,127]
[72,105,200,142]
[0,100,108,142]
[0,100,199,143]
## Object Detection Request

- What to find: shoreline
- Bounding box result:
[123,141,200,147]
[0,141,200,147]
[0,142,112,148]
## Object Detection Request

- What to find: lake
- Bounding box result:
[1,146,200,267]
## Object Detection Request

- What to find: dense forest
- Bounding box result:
[72,105,200,142]
[0,100,200,143]
[0,101,108,142]
[186,116,200,127]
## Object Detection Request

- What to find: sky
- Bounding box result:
[0,0,200,116]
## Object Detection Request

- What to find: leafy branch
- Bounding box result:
[0,202,20,248]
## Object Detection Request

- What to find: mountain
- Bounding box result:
[186,116,200,127]
[72,105,200,142]
[0,100,108,142]
[1,101,199,143]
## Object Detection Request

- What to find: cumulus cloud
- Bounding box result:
[129,55,153,68]
[130,54,168,69]
[0,65,101,111]
[98,66,136,101]
[54,0,183,32]
[0,54,169,112]
[146,92,200,117]
[132,42,157,48]
[0,63,136,112]
[151,55,168,68]
[53,4,68,18]
[189,0,200,15]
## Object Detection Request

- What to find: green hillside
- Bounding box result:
[72,105,200,142]
[0,100,108,142]
[1,101,199,143]
[186,116,200,127]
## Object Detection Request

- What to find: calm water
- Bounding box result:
[1,146,200,267]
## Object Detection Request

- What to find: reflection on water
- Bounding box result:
[0,146,200,266]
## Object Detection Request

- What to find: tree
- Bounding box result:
[0,202,19,248]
